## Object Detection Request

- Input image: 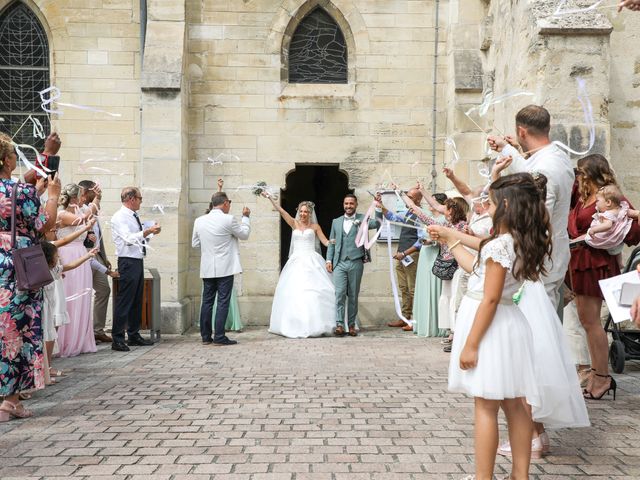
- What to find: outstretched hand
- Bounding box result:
[619,0,640,11]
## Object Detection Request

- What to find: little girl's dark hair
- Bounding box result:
[478,172,552,282]
[41,241,58,269]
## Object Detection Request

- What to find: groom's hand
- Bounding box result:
[326,261,333,273]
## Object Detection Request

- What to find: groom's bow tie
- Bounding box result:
[344,215,355,220]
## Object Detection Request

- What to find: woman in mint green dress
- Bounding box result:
[412,196,447,337]
[222,288,242,332]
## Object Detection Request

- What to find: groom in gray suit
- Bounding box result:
[326,194,380,337]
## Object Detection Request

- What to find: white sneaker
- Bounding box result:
[460,476,475,480]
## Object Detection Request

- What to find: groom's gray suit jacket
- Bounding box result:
[326,214,380,267]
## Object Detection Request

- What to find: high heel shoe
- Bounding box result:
[584,373,617,400]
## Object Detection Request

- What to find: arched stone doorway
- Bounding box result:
[280,164,353,269]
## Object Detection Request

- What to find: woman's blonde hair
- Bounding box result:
[59,183,82,208]
[0,133,14,167]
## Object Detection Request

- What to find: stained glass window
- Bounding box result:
[288,8,348,84]
[0,2,50,152]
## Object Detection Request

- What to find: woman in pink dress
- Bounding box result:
[55,183,100,357]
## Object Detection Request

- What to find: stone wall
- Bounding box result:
[609,9,640,207]
[2,0,143,215]
[185,0,449,326]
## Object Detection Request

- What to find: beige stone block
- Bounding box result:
[109,51,135,65]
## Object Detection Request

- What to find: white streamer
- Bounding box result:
[39,86,122,117]
[12,143,48,178]
[445,137,461,166]
[207,153,239,165]
[552,77,596,156]
[152,204,166,215]
[385,220,413,327]
[552,0,616,16]
[65,287,93,302]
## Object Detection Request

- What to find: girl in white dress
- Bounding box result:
[263,194,335,338]
[430,173,553,480]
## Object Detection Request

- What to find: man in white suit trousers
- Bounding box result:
[489,105,575,312]
[192,191,251,345]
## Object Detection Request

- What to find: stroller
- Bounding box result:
[605,245,640,374]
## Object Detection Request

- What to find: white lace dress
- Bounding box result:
[269,229,335,338]
[448,234,540,406]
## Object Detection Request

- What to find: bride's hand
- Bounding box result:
[260,191,272,199]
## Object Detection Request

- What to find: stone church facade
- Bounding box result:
[1,0,638,333]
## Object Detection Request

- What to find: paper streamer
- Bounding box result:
[552,0,615,16]
[207,152,239,166]
[354,201,383,249]
[39,86,122,117]
[66,287,93,302]
[551,77,596,156]
[445,137,461,166]
[152,204,166,215]
[12,143,48,178]
[384,220,413,327]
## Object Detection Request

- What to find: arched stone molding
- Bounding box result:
[267,0,369,85]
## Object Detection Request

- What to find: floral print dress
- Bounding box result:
[0,179,48,395]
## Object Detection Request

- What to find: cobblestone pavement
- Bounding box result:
[1,328,640,479]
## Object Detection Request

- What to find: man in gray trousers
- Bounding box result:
[326,194,380,337]
[79,180,119,343]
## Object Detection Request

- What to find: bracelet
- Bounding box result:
[449,240,462,251]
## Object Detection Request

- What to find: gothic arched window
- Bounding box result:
[288,7,348,84]
[0,2,50,151]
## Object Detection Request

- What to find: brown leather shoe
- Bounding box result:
[348,326,357,337]
[387,320,405,328]
[402,324,413,331]
[334,325,346,337]
[95,332,113,343]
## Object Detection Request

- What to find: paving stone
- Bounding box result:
[1,329,639,479]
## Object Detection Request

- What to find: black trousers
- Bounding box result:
[200,275,234,342]
[113,257,144,343]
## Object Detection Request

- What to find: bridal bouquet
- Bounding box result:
[252,181,278,200]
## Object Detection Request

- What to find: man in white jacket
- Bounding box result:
[192,191,251,345]
[489,105,575,311]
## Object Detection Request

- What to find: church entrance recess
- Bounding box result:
[279,164,353,270]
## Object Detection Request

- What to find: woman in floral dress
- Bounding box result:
[0,133,60,422]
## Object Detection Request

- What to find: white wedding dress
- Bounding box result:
[269,228,336,338]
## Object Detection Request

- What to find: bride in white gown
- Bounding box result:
[263,194,336,338]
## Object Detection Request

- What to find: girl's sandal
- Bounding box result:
[49,368,66,378]
[18,392,32,401]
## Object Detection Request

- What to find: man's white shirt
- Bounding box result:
[502,143,575,282]
[110,205,148,259]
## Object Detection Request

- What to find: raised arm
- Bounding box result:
[313,223,330,247]
[53,217,96,247]
[263,192,295,229]
[443,167,472,200]
[417,182,446,214]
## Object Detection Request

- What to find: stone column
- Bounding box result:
[140,0,191,333]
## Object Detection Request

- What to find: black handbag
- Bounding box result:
[432,253,458,281]
[10,183,53,291]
